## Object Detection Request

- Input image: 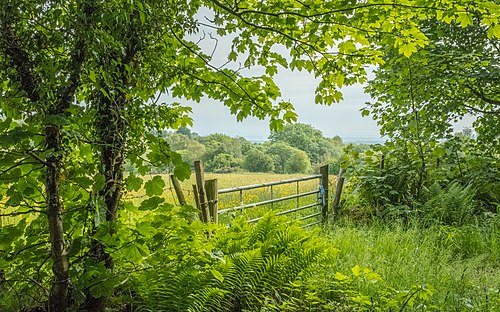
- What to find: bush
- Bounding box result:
[243,149,275,172]
[284,149,311,173]
[206,153,242,173]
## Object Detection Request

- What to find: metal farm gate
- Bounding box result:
[189,162,329,227]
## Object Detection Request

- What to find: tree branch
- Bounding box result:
[465,83,500,106]
[0,209,46,217]
[463,103,500,115]
[168,27,269,113]
[208,0,374,59]
[0,13,40,102]
[209,0,453,20]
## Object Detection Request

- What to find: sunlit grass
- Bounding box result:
[324,218,500,311]
[124,172,334,225]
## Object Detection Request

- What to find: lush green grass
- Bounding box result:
[141,169,500,311]
[322,217,500,311]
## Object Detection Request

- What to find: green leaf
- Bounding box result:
[144,176,165,196]
[93,175,106,194]
[399,43,417,57]
[125,174,143,192]
[432,146,445,157]
[45,114,70,126]
[139,196,165,210]
[211,269,224,283]
[456,13,472,27]
[137,222,157,237]
[121,243,148,263]
[334,272,348,281]
[93,197,107,227]
[170,152,191,180]
[351,265,362,277]
[89,275,121,299]
[74,176,93,189]
[487,24,500,38]
[139,11,145,24]
[265,65,278,76]
[0,128,31,145]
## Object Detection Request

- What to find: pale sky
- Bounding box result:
[163,10,473,142]
[180,67,474,141]
[166,20,382,141]
[187,72,378,141]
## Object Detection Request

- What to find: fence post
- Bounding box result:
[170,174,187,206]
[192,184,203,221]
[194,160,211,223]
[320,165,329,221]
[333,167,345,219]
[205,179,218,224]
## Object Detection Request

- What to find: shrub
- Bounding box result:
[421,182,477,225]
[243,149,275,173]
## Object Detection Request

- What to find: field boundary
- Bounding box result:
[184,161,329,227]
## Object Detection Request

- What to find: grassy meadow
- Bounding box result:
[124,172,334,224]
[325,219,500,311]
[120,172,500,310]
[138,172,499,311]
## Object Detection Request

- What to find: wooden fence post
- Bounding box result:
[333,167,345,218]
[194,160,211,223]
[205,179,218,224]
[170,174,187,206]
[192,184,202,221]
[320,165,329,221]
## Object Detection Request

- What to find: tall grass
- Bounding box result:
[324,216,500,311]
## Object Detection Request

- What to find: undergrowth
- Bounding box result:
[130,215,438,312]
[325,215,500,311]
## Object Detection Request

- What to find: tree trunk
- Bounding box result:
[82,15,137,310]
[46,124,70,312]
[97,92,126,266]
[82,85,126,312]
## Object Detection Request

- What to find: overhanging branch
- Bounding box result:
[465,83,500,106]
[0,15,40,102]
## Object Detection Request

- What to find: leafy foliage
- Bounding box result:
[146,125,346,174]
[269,123,340,165]
[243,149,275,173]
[344,134,498,223]
[421,182,477,226]
[134,215,437,312]
[135,215,333,311]
[366,19,500,149]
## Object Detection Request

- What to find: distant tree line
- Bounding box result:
[126,123,370,174]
